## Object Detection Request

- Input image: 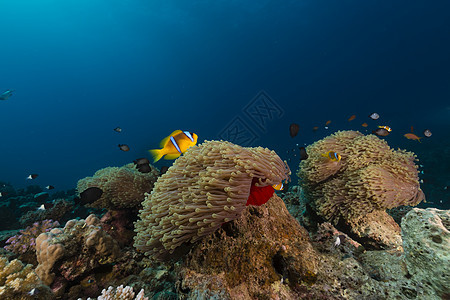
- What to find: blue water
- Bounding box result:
[0,0,449,206]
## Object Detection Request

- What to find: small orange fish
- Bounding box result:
[404,133,422,143]
[312,126,319,132]
[348,115,356,121]
[149,130,198,162]
[378,125,392,132]
[361,122,368,127]
[272,183,284,191]
[325,120,332,125]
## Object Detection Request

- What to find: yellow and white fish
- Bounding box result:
[321,151,341,162]
[149,130,198,162]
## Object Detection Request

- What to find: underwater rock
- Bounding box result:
[100,209,137,247]
[177,195,447,299]
[177,194,318,299]
[344,210,403,250]
[281,185,306,221]
[35,215,120,296]
[19,199,73,227]
[402,208,450,298]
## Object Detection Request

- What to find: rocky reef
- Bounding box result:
[0,138,447,299]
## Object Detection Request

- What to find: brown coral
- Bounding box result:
[134,140,290,260]
[77,163,159,209]
[35,214,120,291]
[298,131,424,247]
[179,195,318,299]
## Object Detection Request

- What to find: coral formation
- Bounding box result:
[35,228,65,286]
[134,140,290,260]
[100,210,137,247]
[77,163,159,209]
[19,199,73,227]
[298,131,424,248]
[4,220,60,255]
[0,256,54,299]
[177,194,449,299]
[401,208,449,298]
[35,214,120,293]
[87,285,148,300]
[178,194,317,299]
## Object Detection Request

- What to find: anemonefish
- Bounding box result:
[149,130,198,163]
[272,182,284,191]
[378,125,392,132]
[321,151,341,162]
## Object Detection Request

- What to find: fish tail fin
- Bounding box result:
[149,149,164,163]
[418,137,422,143]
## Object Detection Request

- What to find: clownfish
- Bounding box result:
[272,182,284,191]
[378,125,392,132]
[321,151,341,162]
[149,130,198,162]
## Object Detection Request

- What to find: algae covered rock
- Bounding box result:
[402,208,450,298]
[178,194,319,299]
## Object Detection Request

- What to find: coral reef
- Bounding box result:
[0,183,76,231]
[35,229,65,286]
[100,210,137,247]
[298,130,424,249]
[35,215,121,295]
[0,256,54,299]
[77,163,159,210]
[4,219,60,264]
[177,194,318,299]
[401,208,449,298]
[86,285,148,300]
[134,140,290,260]
[176,194,449,299]
[307,220,443,299]
[281,185,306,221]
[19,199,73,227]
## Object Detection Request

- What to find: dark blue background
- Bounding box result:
[0,1,449,201]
